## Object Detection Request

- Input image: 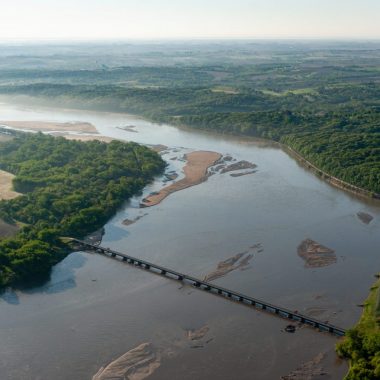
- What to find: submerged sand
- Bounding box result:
[297,239,336,268]
[203,247,260,282]
[281,353,326,380]
[187,325,210,341]
[357,211,374,225]
[141,150,222,207]
[92,343,160,380]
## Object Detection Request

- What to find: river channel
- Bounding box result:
[0,102,379,379]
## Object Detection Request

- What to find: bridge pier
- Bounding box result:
[72,239,346,337]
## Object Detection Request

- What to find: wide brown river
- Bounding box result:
[0,102,379,379]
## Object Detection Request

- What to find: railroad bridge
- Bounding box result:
[72,239,346,337]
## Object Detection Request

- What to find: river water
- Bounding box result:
[0,102,379,379]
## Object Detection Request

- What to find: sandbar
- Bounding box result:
[92,342,160,380]
[141,150,222,207]
[203,251,254,282]
[357,211,374,225]
[0,120,97,133]
[297,238,336,268]
[220,160,257,174]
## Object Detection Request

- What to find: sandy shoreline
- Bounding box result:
[53,133,115,142]
[141,150,222,207]
[0,120,97,133]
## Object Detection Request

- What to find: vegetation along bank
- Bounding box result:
[0,132,165,287]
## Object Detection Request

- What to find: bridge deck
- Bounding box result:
[72,239,346,337]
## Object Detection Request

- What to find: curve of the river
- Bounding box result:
[0,102,379,380]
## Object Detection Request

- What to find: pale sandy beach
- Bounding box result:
[141,150,222,207]
[0,120,97,133]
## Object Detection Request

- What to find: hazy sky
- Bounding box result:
[1,0,379,41]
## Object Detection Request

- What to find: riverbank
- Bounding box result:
[1,97,378,202]
[141,150,222,207]
[0,120,97,133]
[1,101,372,380]
[281,144,380,201]
[336,275,380,378]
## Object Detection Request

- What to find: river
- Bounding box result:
[0,102,379,379]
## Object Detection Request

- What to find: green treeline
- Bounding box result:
[1,82,379,195]
[0,133,165,287]
[336,278,380,379]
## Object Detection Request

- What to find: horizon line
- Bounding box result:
[1,36,380,44]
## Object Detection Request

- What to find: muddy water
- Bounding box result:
[0,102,380,379]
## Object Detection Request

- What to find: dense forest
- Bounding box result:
[0,43,379,197]
[336,277,380,379]
[0,133,165,287]
[0,42,379,378]
[1,80,379,195]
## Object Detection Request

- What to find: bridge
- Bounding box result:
[72,239,346,337]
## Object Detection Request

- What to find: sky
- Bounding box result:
[0,0,379,41]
